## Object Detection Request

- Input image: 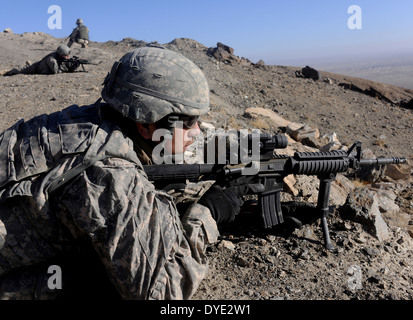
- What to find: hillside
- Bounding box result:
[0,31,412,300]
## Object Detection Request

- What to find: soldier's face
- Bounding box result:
[137,121,201,155]
[168,121,201,154]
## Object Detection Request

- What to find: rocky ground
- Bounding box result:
[1,30,412,300]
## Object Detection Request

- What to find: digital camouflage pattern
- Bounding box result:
[3,51,70,76]
[67,21,89,48]
[0,102,218,299]
[101,46,210,123]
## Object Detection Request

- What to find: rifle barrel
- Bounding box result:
[359,157,406,166]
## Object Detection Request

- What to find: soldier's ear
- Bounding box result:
[136,123,157,140]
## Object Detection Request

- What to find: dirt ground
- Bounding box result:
[1,31,412,300]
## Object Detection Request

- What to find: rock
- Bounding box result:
[244,107,291,129]
[361,246,380,258]
[320,141,342,152]
[319,132,346,153]
[295,248,311,260]
[218,240,236,251]
[255,59,266,68]
[211,46,232,61]
[217,42,234,54]
[283,172,354,206]
[330,174,356,206]
[374,189,400,215]
[320,132,339,144]
[293,225,318,242]
[285,122,304,135]
[283,175,299,196]
[340,188,390,241]
[199,121,215,132]
[236,256,250,267]
[293,175,319,202]
[384,163,410,180]
[207,42,240,64]
[286,122,319,147]
[295,66,321,81]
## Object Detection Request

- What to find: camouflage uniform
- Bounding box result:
[4,46,71,76]
[0,102,218,299]
[18,52,69,75]
[67,19,90,48]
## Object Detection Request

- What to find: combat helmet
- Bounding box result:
[101,46,210,124]
[76,18,83,25]
[56,44,71,56]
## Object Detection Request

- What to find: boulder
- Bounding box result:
[384,163,411,181]
[255,59,266,68]
[244,107,291,129]
[295,66,321,81]
[207,42,242,64]
[340,188,390,241]
[286,122,319,147]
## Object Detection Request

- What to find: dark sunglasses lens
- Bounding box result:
[163,115,199,129]
[183,116,198,129]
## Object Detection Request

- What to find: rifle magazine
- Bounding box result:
[259,188,284,228]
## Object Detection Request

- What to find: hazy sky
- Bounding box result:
[1,0,412,65]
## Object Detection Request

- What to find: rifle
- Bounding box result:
[63,56,98,72]
[143,133,406,250]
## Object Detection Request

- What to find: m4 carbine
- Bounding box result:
[143,134,406,250]
[64,56,98,72]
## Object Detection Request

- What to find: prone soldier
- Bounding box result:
[3,44,72,76]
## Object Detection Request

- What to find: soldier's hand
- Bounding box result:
[198,183,264,225]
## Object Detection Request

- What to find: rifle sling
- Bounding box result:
[46,155,109,195]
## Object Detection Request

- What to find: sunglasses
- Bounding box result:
[160,115,199,129]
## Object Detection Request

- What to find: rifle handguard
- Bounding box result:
[288,150,350,175]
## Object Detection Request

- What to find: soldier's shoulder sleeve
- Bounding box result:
[44,55,60,74]
[181,203,219,244]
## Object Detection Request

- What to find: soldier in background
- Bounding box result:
[0,46,252,299]
[67,18,90,48]
[3,44,72,76]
